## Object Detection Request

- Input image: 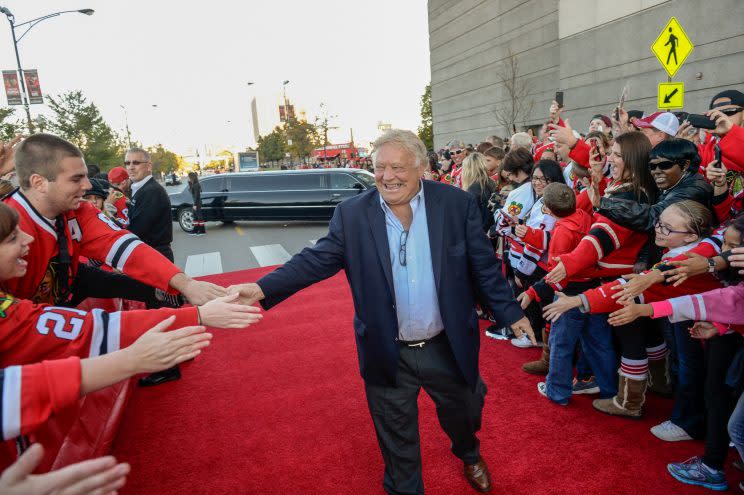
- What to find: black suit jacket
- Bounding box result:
[128,177,173,251]
[258,180,524,389]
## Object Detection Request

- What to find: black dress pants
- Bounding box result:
[364,334,486,495]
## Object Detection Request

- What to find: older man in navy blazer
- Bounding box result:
[229,130,533,494]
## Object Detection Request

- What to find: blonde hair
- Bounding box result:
[669,200,713,239]
[371,129,427,169]
[461,152,493,193]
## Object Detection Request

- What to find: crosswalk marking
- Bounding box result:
[250,244,291,267]
[184,252,223,277]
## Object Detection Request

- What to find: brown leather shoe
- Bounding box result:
[464,457,492,493]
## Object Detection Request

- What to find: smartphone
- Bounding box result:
[614,83,629,121]
[555,91,564,109]
[714,144,722,168]
[686,114,717,130]
[590,141,599,159]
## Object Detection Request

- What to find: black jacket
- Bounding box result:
[466,180,497,232]
[189,181,202,209]
[598,172,713,233]
[128,177,173,251]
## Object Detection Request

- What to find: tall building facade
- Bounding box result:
[428,0,744,148]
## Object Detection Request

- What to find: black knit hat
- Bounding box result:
[709,90,744,109]
[84,178,109,199]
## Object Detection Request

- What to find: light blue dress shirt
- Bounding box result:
[379,183,444,341]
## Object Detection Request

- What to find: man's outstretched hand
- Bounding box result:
[510,316,536,345]
[227,283,265,306]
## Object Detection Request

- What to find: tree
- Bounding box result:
[257,127,286,164]
[148,144,183,177]
[285,118,320,161]
[0,108,24,142]
[43,90,124,170]
[492,48,535,136]
[417,84,433,150]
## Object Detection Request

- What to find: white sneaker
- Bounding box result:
[485,327,512,340]
[510,334,540,348]
[650,420,693,442]
[537,382,548,398]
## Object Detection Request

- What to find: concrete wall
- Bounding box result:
[429,0,744,149]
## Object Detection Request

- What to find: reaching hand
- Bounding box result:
[689,321,718,340]
[611,272,657,305]
[676,121,700,144]
[665,253,710,286]
[0,135,21,177]
[516,291,532,310]
[706,160,728,192]
[510,316,536,345]
[227,282,265,306]
[181,279,227,306]
[125,316,211,374]
[514,224,528,238]
[199,292,263,328]
[728,247,744,275]
[542,292,580,323]
[588,144,604,172]
[547,120,578,149]
[0,443,129,495]
[544,259,567,285]
[706,109,734,137]
[607,303,653,326]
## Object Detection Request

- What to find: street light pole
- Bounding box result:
[120,105,131,147]
[0,7,94,132]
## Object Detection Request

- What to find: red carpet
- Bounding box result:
[112,267,742,494]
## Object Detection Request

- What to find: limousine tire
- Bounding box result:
[221,220,234,225]
[177,207,196,233]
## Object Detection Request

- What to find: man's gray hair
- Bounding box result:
[125,147,151,162]
[510,132,532,151]
[371,129,427,168]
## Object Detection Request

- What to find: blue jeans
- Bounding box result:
[670,320,706,438]
[728,390,744,463]
[546,307,617,404]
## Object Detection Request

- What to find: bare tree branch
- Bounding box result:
[492,48,535,136]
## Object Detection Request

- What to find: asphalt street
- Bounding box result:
[164,183,330,276]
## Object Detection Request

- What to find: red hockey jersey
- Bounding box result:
[0,357,81,441]
[3,190,180,304]
[0,290,199,367]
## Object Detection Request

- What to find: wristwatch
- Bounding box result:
[707,257,716,273]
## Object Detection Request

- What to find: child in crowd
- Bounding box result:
[515,183,615,404]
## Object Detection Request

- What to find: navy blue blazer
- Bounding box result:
[258,180,524,389]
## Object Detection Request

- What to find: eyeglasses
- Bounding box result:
[720,107,743,116]
[451,149,463,155]
[648,160,677,171]
[531,176,548,184]
[654,221,692,236]
[399,230,408,267]
[124,160,149,166]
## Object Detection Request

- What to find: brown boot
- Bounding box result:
[648,356,673,398]
[522,343,549,375]
[592,374,647,418]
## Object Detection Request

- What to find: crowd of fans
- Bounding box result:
[0,85,744,492]
[430,87,744,492]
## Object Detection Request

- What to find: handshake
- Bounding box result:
[225,282,265,306]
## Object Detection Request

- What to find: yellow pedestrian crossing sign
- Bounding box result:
[651,17,694,78]
[658,82,684,110]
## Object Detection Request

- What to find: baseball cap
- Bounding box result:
[631,112,679,137]
[590,114,612,129]
[709,89,744,109]
[108,166,129,183]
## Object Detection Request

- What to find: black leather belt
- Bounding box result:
[398,332,445,348]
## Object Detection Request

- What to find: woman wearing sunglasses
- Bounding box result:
[592,138,713,234]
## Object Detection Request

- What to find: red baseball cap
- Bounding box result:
[631,112,679,136]
[108,166,129,183]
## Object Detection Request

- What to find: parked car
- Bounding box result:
[165,172,182,186]
[168,168,376,233]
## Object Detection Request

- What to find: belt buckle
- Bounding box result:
[408,341,426,348]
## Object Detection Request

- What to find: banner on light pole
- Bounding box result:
[23,70,43,104]
[2,71,22,106]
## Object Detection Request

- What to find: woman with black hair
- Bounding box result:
[188,172,206,236]
[593,137,714,233]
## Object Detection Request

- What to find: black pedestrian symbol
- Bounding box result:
[665,27,678,65]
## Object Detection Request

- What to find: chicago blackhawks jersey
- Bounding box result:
[0,357,81,441]
[3,190,180,304]
[0,290,199,367]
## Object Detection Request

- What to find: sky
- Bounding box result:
[0,0,431,158]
